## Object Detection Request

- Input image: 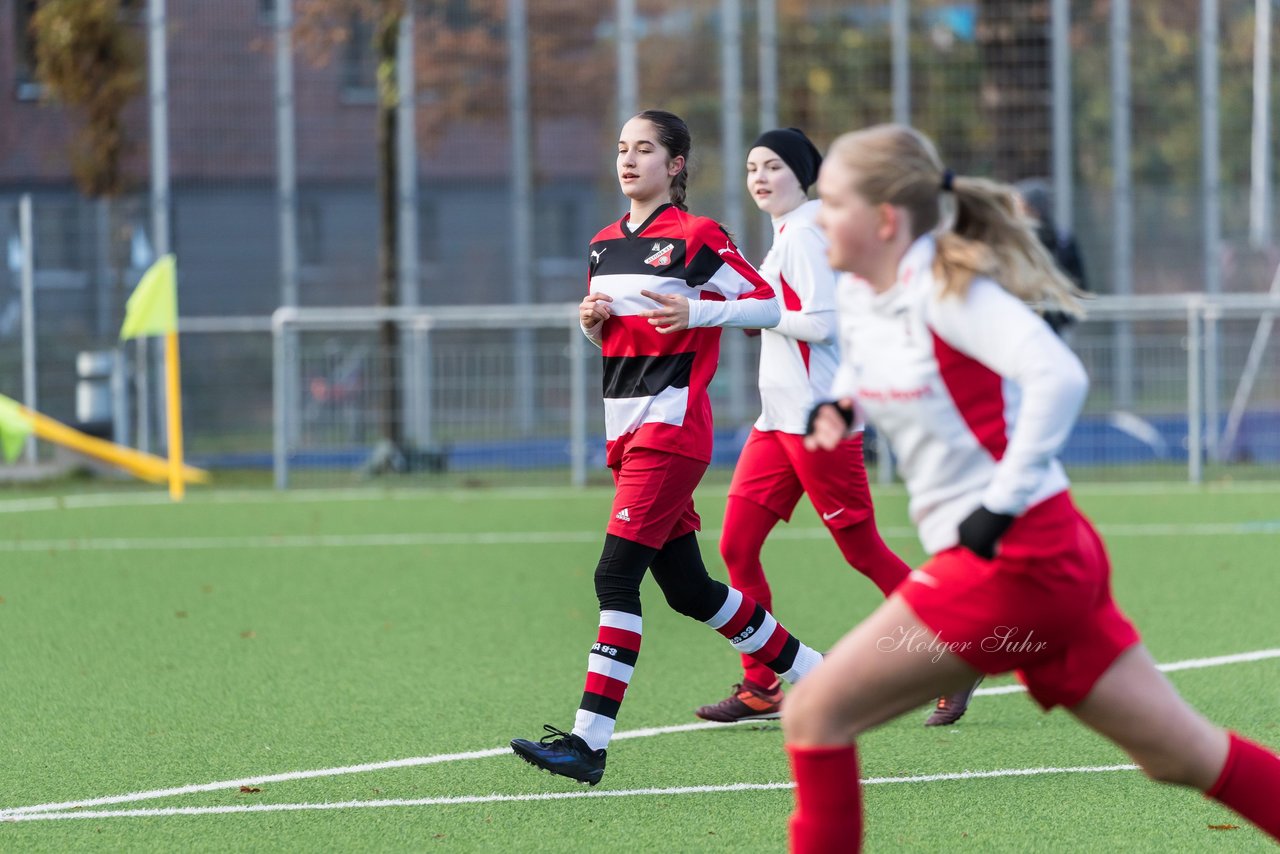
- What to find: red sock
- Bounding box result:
[787,744,862,853]
[1205,732,1280,839]
[830,520,911,597]
[720,496,782,688]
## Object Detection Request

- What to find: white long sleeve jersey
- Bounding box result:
[754,200,845,434]
[831,235,1088,555]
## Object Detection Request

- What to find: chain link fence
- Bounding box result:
[1,0,1278,485]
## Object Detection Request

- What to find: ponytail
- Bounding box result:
[670,167,689,211]
[936,176,1084,320]
[828,125,1086,320]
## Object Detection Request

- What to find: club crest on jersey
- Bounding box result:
[645,242,675,267]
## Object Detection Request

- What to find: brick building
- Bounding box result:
[0,0,608,338]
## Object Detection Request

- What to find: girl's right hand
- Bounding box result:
[580,292,614,329]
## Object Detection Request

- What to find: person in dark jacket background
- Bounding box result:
[1015,178,1089,336]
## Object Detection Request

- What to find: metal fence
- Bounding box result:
[2,0,1280,485]
[264,295,1280,489]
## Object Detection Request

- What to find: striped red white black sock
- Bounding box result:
[572,609,641,751]
[705,586,822,683]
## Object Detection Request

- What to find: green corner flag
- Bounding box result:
[121,254,178,340]
[0,394,33,463]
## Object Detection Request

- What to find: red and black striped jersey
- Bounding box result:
[588,203,775,466]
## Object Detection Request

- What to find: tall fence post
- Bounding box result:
[890,0,910,125]
[1201,0,1222,457]
[616,0,638,132]
[398,11,423,446]
[1050,0,1073,230]
[1110,0,1134,412]
[720,0,748,425]
[756,0,777,252]
[1250,0,1272,249]
[757,0,777,131]
[275,0,298,310]
[144,0,172,456]
[1203,302,1222,462]
[19,194,36,465]
[273,309,291,489]
[408,322,434,451]
[570,322,588,487]
[507,0,535,435]
[1187,300,1204,484]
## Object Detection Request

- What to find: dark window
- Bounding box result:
[117,0,143,23]
[298,200,322,266]
[537,198,581,260]
[443,0,478,28]
[417,200,438,262]
[13,0,41,100]
[341,13,376,100]
[24,200,88,273]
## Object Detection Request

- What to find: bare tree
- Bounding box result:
[293,0,610,469]
[31,0,144,197]
[31,0,145,339]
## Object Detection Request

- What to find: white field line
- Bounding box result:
[2,479,1280,516]
[1,648,1273,819]
[0,486,619,514]
[0,487,616,515]
[0,765,1140,823]
[0,728,740,818]
[972,647,1280,697]
[8,519,1280,554]
[0,531,605,553]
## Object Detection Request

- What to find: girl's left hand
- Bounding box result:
[639,290,690,333]
[804,399,856,452]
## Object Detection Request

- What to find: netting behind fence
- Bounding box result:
[3,1,1280,486]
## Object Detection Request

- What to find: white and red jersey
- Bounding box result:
[832,235,1088,554]
[754,200,844,434]
[587,203,779,467]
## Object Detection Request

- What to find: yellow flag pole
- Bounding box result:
[165,330,185,501]
[19,405,208,484]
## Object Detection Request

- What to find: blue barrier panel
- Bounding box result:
[195,410,1280,471]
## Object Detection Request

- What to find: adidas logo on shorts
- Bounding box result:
[614,507,631,523]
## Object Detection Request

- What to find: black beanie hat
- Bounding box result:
[750,127,823,191]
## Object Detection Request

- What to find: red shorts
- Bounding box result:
[898,491,1141,710]
[606,447,708,549]
[727,428,873,528]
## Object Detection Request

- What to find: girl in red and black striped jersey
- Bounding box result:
[510,110,824,786]
[785,124,1280,851]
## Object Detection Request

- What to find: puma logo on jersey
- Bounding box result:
[615,507,631,523]
[645,242,675,267]
[590,248,607,263]
[717,242,735,256]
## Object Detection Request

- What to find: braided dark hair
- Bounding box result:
[635,109,691,211]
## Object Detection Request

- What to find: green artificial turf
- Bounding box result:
[0,483,1277,851]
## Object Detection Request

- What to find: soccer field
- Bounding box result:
[1,482,1277,852]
